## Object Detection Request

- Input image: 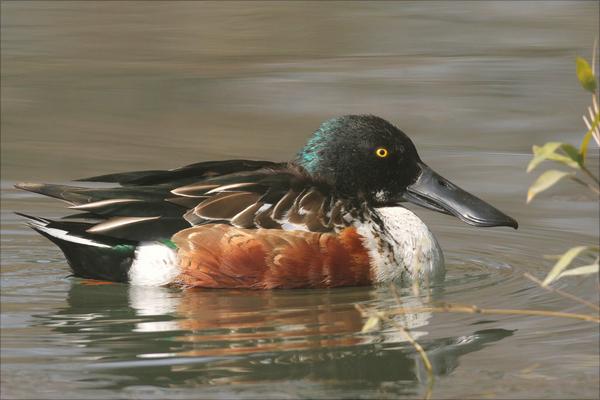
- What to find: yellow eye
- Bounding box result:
[375,147,389,158]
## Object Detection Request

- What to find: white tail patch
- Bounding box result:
[37,226,111,248]
[26,218,110,248]
[128,243,179,286]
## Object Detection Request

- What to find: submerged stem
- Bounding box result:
[580,164,600,187]
[523,272,600,312]
[355,303,435,399]
[385,316,434,400]
[570,176,600,194]
[385,303,600,323]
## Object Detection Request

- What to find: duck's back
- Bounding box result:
[16,159,383,288]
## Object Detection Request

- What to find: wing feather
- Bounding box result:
[16,161,347,241]
[193,192,262,220]
[230,202,265,228]
[271,190,298,221]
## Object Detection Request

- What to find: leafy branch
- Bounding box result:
[356,43,600,400]
[526,42,600,285]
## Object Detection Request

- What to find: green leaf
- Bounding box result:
[542,246,596,285]
[544,152,581,169]
[527,170,573,203]
[560,144,583,166]
[580,111,600,161]
[527,142,580,173]
[527,143,562,172]
[576,57,597,93]
[556,260,599,280]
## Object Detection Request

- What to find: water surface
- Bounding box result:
[1,2,599,399]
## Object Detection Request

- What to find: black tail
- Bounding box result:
[14,182,190,241]
[18,213,136,282]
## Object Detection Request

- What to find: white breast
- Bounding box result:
[353,207,444,284]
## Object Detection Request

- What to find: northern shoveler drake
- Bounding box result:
[16,115,518,289]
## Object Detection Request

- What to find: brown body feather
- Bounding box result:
[172,225,372,289]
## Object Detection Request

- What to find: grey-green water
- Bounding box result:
[1,2,599,399]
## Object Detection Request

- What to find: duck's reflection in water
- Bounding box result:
[41,281,513,391]
[128,283,434,354]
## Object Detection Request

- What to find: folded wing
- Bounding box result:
[16,160,353,242]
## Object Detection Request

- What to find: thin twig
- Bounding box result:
[383,315,434,400]
[389,283,403,306]
[384,303,600,323]
[580,165,600,187]
[387,284,433,399]
[355,303,435,400]
[583,114,592,130]
[523,272,600,312]
[411,250,423,298]
[587,106,600,143]
[583,99,600,145]
[593,37,599,130]
[570,175,600,194]
[423,268,432,304]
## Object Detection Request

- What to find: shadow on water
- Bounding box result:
[36,281,513,395]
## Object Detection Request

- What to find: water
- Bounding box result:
[1,2,599,399]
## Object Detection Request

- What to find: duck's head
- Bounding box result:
[296,115,518,229]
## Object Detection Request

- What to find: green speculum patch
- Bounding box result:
[160,239,178,249]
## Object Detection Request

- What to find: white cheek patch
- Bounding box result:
[128,243,180,286]
[374,190,388,203]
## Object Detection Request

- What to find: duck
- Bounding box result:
[16,115,518,289]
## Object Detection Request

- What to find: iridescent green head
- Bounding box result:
[295,115,518,228]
